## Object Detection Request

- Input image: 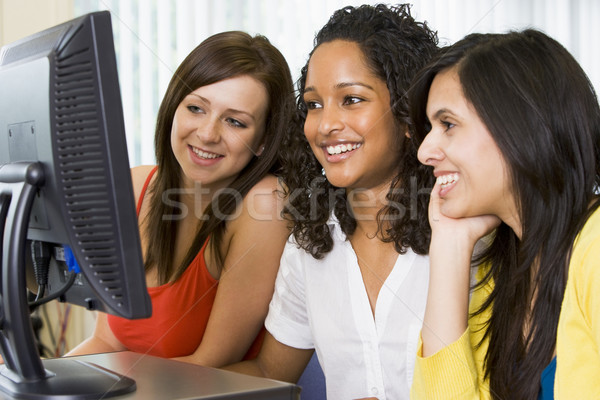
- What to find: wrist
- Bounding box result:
[429,233,477,261]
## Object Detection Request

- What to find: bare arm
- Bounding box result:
[421,181,500,356]
[175,175,290,367]
[65,312,127,356]
[223,331,314,384]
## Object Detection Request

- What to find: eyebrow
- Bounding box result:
[304,81,375,94]
[429,107,455,121]
[188,93,257,121]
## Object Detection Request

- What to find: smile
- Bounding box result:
[326,143,362,155]
[190,145,223,159]
[437,173,459,189]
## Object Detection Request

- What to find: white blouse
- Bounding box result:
[265,219,430,400]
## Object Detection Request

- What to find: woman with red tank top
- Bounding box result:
[67,31,294,367]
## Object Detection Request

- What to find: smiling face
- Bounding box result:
[170,75,268,190]
[302,40,402,192]
[418,67,519,226]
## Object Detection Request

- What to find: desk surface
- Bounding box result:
[0,352,301,400]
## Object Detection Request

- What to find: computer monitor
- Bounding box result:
[0,11,152,399]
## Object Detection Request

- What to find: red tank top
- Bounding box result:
[107,167,264,358]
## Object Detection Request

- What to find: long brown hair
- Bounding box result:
[144,31,294,285]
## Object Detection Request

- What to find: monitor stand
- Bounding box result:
[0,162,136,399]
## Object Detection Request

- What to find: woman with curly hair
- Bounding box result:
[226,4,438,399]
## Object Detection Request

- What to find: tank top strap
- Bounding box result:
[136,166,158,216]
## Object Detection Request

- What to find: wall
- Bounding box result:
[0,0,95,356]
[0,0,74,46]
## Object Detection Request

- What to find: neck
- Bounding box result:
[179,181,220,220]
[504,214,522,240]
[179,175,237,218]
[347,183,390,238]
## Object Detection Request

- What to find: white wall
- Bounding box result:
[0,0,74,46]
[0,0,95,356]
[71,0,600,167]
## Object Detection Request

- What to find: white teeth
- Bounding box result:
[437,173,459,188]
[192,147,221,159]
[326,143,361,155]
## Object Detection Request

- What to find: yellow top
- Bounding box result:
[410,265,492,400]
[556,206,600,398]
[411,206,600,399]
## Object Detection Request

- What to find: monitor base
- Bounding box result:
[0,358,136,400]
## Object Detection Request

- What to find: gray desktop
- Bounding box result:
[0,351,300,400]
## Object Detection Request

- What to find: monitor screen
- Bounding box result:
[0,11,151,399]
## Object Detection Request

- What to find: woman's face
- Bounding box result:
[418,67,518,226]
[302,40,402,192]
[170,75,268,190]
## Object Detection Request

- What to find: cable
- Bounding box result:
[28,272,76,308]
[30,241,51,301]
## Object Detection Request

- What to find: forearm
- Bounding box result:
[221,359,269,379]
[421,235,473,357]
[64,336,122,357]
[172,339,258,368]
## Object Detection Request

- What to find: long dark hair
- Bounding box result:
[409,29,600,399]
[281,3,438,258]
[145,31,294,284]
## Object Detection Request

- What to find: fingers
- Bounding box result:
[428,179,442,224]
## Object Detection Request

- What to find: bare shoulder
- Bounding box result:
[130,165,157,203]
[241,174,286,221]
[224,174,288,237]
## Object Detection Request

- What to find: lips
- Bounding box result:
[436,173,459,196]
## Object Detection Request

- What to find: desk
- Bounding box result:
[0,352,301,399]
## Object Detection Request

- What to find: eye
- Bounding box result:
[225,117,247,129]
[187,105,204,114]
[342,96,364,106]
[304,100,322,110]
[441,120,455,131]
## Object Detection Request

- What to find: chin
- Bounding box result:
[440,203,469,219]
[322,174,353,189]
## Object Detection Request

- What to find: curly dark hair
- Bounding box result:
[280,3,438,259]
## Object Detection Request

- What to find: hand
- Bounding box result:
[428,180,501,247]
[420,180,501,356]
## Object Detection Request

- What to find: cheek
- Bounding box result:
[228,133,260,161]
[169,125,178,151]
[170,113,187,143]
[369,121,401,153]
[250,126,266,150]
[303,115,318,141]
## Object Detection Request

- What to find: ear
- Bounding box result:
[405,130,411,139]
[256,144,265,156]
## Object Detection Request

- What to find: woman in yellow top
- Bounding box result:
[409,30,600,399]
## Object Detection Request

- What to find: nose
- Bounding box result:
[196,117,221,143]
[417,130,444,166]
[317,105,344,136]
